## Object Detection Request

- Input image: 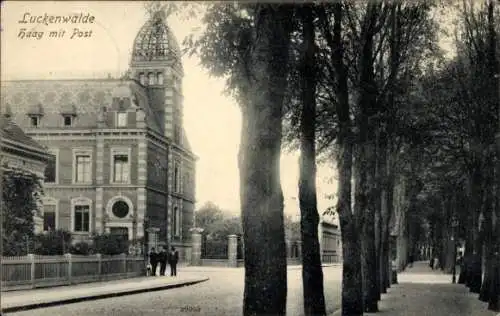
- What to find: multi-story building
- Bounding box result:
[0,10,196,259]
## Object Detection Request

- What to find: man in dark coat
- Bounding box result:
[168,246,179,276]
[149,247,158,276]
[159,246,168,276]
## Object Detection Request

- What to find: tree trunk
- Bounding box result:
[487,0,500,310]
[330,4,364,315]
[480,158,494,302]
[469,165,484,294]
[357,2,381,312]
[298,4,326,316]
[355,147,379,312]
[384,157,396,289]
[374,134,383,299]
[238,5,292,315]
[381,3,398,291]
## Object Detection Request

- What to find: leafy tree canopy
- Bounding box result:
[2,169,43,256]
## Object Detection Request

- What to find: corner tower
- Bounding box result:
[129,10,184,145]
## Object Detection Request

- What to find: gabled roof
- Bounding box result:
[0,116,46,152]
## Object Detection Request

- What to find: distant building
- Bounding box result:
[318,217,343,263]
[0,116,50,232]
[0,10,197,260]
[285,209,342,263]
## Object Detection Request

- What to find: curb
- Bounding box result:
[287,263,342,270]
[1,277,209,314]
[329,308,342,316]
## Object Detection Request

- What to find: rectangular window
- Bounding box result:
[173,164,179,193]
[172,207,181,237]
[175,207,181,236]
[117,112,127,127]
[44,152,57,183]
[63,115,73,126]
[75,154,91,183]
[148,72,155,85]
[30,116,39,127]
[74,205,90,232]
[43,206,56,231]
[173,124,181,143]
[113,154,129,183]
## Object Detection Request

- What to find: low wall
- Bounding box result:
[200,259,230,267]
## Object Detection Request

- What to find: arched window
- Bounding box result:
[139,73,145,85]
[148,72,155,85]
[157,72,164,85]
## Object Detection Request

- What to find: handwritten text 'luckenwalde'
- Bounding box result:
[17,12,96,40]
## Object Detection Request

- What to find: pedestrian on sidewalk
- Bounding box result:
[433,256,440,270]
[408,253,414,268]
[168,246,179,277]
[149,247,159,276]
[159,246,168,276]
[430,257,435,269]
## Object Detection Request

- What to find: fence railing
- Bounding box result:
[202,239,228,259]
[1,253,145,291]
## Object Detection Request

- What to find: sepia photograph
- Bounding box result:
[0,1,499,315]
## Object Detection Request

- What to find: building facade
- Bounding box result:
[318,219,343,263]
[0,10,196,260]
[0,116,50,232]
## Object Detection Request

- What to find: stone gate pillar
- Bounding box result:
[285,239,291,258]
[228,235,238,267]
[190,228,203,266]
[297,240,303,259]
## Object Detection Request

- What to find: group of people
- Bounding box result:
[148,246,179,277]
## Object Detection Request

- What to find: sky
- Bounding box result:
[0,1,338,220]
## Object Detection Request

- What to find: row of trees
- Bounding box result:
[412,1,500,312]
[175,0,499,315]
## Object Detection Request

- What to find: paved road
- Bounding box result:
[5,266,342,316]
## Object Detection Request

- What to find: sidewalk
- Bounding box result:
[1,274,209,314]
[177,262,341,273]
[333,261,498,315]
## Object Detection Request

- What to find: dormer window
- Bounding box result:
[117,112,127,127]
[63,115,73,127]
[157,72,164,85]
[27,103,44,127]
[60,104,77,127]
[30,116,40,127]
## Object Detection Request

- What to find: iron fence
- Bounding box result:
[202,238,228,259]
[1,253,145,291]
